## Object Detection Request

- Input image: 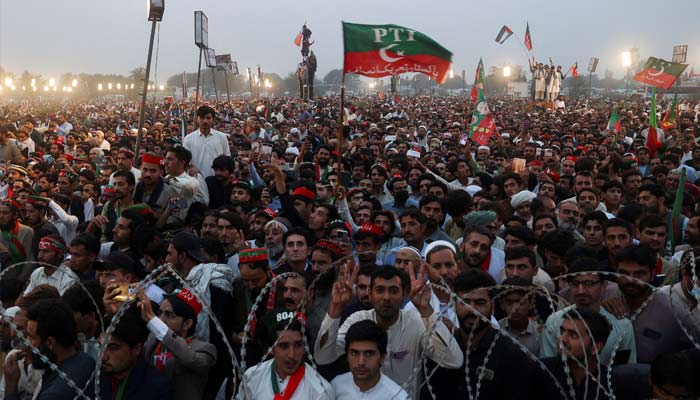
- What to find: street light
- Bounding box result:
[44,85,49,92]
[98,83,103,91]
[108,83,113,90]
[503,66,511,77]
[71,79,78,87]
[159,84,165,91]
[4,78,12,87]
[137,0,166,163]
[117,83,122,90]
[48,78,56,88]
[449,70,454,79]
[621,51,632,97]
[30,79,36,87]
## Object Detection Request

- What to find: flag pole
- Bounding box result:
[337,73,345,174]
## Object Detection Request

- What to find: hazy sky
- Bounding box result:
[1,0,699,83]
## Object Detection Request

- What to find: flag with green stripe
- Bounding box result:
[342,22,453,83]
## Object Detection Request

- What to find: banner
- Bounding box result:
[194,11,209,49]
[470,89,495,145]
[205,48,217,68]
[634,57,688,89]
[215,54,233,71]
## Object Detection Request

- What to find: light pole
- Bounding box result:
[136,0,165,163]
[621,51,632,98]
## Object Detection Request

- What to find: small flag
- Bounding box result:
[646,89,661,158]
[524,22,533,51]
[607,109,621,133]
[569,62,579,78]
[294,31,303,47]
[670,168,686,250]
[661,94,679,130]
[342,22,453,83]
[634,57,688,89]
[495,25,513,44]
[470,88,496,145]
[470,58,484,101]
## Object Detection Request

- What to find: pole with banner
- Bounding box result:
[194,11,209,125]
[215,54,233,102]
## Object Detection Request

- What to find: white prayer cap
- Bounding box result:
[466,185,482,197]
[422,240,457,259]
[3,306,20,320]
[285,147,300,156]
[477,145,490,151]
[290,127,300,135]
[510,190,537,209]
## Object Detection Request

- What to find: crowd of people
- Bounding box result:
[0,91,696,400]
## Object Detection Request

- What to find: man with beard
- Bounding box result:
[381,176,417,214]
[133,153,175,217]
[99,305,172,399]
[24,235,78,295]
[315,265,463,399]
[638,183,686,255]
[556,198,580,229]
[0,200,34,272]
[315,145,333,179]
[205,155,235,209]
[87,170,135,243]
[109,148,141,185]
[458,226,505,282]
[23,197,59,257]
[264,218,290,268]
[538,309,613,399]
[419,194,453,243]
[405,241,460,326]
[383,209,429,266]
[423,268,539,399]
[602,245,689,364]
[3,299,95,399]
[540,263,637,365]
[331,320,409,400]
[166,230,233,397]
[183,105,231,178]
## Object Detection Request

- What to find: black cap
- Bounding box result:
[171,231,207,263]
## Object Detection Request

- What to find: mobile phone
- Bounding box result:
[336,229,349,242]
[114,283,136,302]
[513,158,526,174]
[55,162,65,170]
[251,142,261,152]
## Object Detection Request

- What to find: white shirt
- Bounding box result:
[48,200,79,246]
[314,309,463,399]
[167,171,209,206]
[331,372,409,400]
[24,264,78,295]
[183,128,231,178]
[237,359,334,400]
[17,138,35,153]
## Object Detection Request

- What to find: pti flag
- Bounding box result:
[294,31,303,46]
[634,57,688,89]
[342,22,453,83]
[661,94,679,130]
[569,62,579,78]
[470,58,485,101]
[470,89,496,146]
[607,109,621,133]
[646,89,661,158]
[524,22,533,51]
[495,25,513,44]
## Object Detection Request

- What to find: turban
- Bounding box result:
[463,211,497,228]
[510,190,537,209]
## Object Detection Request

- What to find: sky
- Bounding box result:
[1,0,699,84]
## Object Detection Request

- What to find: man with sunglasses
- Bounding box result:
[539,262,637,365]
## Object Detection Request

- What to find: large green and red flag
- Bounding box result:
[661,93,679,130]
[650,88,658,129]
[607,109,621,133]
[342,22,453,83]
[470,89,496,145]
[670,168,686,250]
[634,57,688,89]
[470,58,484,101]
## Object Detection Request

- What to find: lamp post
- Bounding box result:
[621,51,632,98]
[503,65,511,97]
[136,0,165,164]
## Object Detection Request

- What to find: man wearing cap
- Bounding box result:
[166,230,233,396]
[24,234,78,295]
[134,152,176,216]
[0,200,34,269]
[24,196,59,257]
[354,224,384,267]
[109,147,141,186]
[183,106,231,179]
[139,288,217,400]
